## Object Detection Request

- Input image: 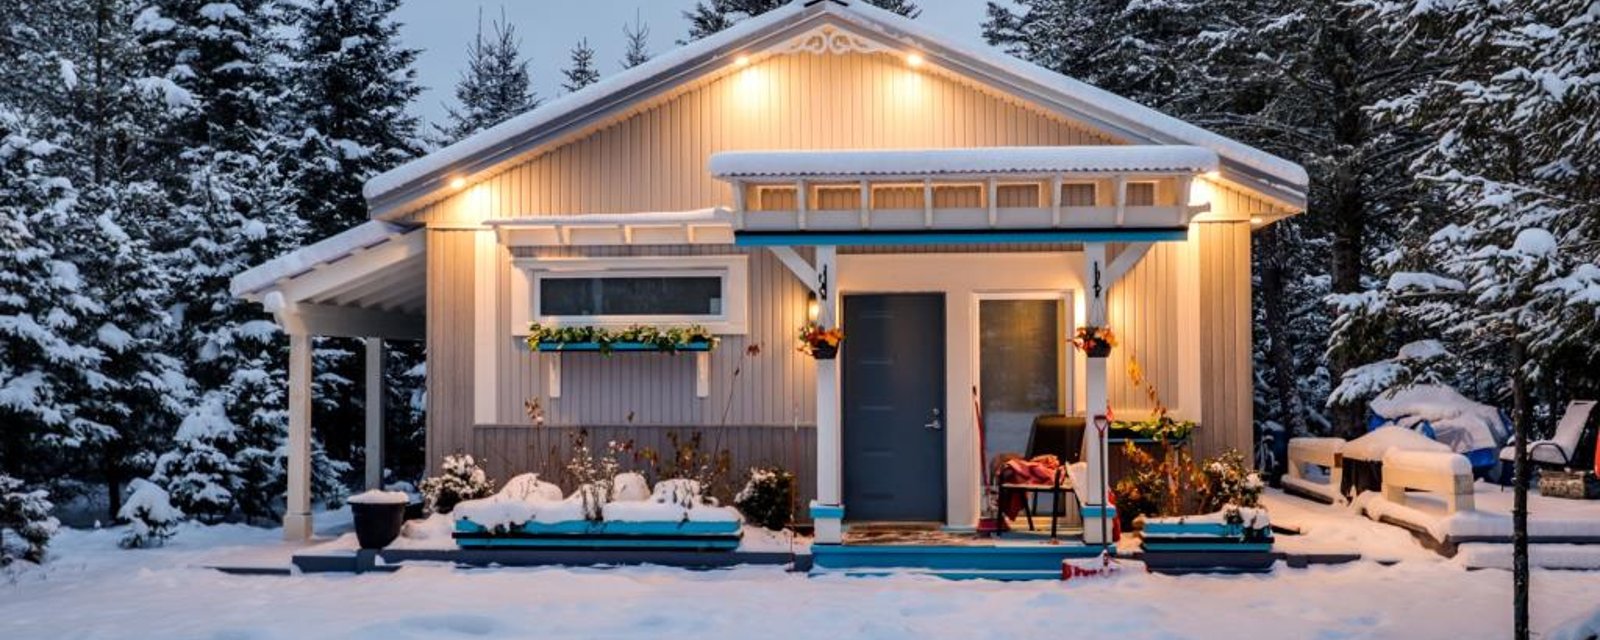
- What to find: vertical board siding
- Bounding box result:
[409,51,1116,224]
[425,230,478,469]
[1107,243,1179,415]
[1197,222,1254,461]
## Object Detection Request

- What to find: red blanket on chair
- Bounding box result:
[997,455,1062,519]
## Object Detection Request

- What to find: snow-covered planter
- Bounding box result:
[1139,506,1274,574]
[450,474,742,549]
[348,490,409,550]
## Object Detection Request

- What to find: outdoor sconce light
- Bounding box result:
[807,291,820,322]
[906,52,924,68]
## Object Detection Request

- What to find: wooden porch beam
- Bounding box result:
[1105,242,1153,287]
[766,246,819,294]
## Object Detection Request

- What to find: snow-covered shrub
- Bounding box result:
[497,473,563,502]
[1197,450,1264,513]
[611,472,649,502]
[564,431,629,520]
[118,479,183,549]
[735,466,796,531]
[646,431,733,500]
[650,478,705,508]
[152,395,240,523]
[420,454,495,514]
[0,474,58,565]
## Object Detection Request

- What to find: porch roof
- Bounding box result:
[229,221,425,340]
[709,146,1219,180]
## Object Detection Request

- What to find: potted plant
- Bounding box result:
[1127,450,1274,574]
[1072,325,1116,357]
[797,322,844,360]
[348,490,411,550]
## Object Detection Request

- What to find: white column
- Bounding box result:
[364,337,386,491]
[1081,243,1113,544]
[812,245,845,543]
[284,332,313,541]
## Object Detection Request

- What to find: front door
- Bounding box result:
[842,293,946,522]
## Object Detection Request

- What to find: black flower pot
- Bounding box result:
[1085,342,1112,358]
[809,343,839,360]
[351,502,407,550]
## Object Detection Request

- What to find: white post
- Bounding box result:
[1081,243,1113,544]
[364,337,386,492]
[284,332,314,541]
[812,245,845,543]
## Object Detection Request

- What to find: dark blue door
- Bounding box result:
[842,293,946,522]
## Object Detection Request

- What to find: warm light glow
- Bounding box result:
[1204,170,1221,180]
[1250,216,1264,225]
[449,176,466,190]
[735,55,750,67]
[807,292,820,322]
[906,53,924,67]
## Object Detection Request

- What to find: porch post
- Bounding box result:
[1081,243,1113,544]
[284,331,314,541]
[811,245,845,543]
[364,337,386,491]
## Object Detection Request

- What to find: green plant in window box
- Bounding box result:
[527,323,719,355]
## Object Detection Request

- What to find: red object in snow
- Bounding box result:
[1061,551,1120,580]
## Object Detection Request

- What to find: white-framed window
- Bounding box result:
[511,255,749,335]
[1126,181,1158,206]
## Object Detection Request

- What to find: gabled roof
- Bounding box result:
[364,0,1308,220]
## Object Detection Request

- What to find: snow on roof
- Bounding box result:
[362,0,1308,219]
[708,146,1218,179]
[361,2,807,203]
[229,220,420,298]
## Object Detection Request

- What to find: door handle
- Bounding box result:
[924,408,942,431]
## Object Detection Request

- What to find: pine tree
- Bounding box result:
[685,0,918,41]
[437,9,540,143]
[0,474,58,565]
[562,38,601,93]
[620,11,651,69]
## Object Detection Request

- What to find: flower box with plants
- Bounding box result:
[1109,415,1197,444]
[1072,325,1116,358]
[796,322,844,360]
[527,324,718,354]
[1117,444,1274,574]
[443,432,747,550]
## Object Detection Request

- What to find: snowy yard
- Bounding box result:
[4,522,1599,639]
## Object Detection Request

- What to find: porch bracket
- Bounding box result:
[767,246,819,294]
[1105,242,1153,287]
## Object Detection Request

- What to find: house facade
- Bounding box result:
[234,0,1306,543]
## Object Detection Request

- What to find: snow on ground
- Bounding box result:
[1358,480,1600,541]
[1259,489,1442,564]
[4,513,1599,639]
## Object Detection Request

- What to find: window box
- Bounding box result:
[534,340,715,353]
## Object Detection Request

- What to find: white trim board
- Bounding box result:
[508,255,751,336]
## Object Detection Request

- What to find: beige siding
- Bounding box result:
[409,51,1117,224]
[1196,222,1254,460]
[425,230,477,468]
[1106,242,1180,416]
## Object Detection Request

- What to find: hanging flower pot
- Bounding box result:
[1073,326,1116,358]
[797,322,844,360]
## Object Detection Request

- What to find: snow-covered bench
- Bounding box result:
[1284,437,1345,504]
[1381,449,1475,514]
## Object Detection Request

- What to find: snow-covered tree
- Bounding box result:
[620,11,651,69]
[561,38,600,93]
[0,474,58,565]
[117,478,183,548]
[152,394,240,521]
[436,10,540,143]
[685,0,918,41]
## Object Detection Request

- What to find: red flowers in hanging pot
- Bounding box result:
[1073,326,1116,358]
[798,322,845,360]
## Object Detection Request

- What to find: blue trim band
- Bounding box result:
[810,503,845,519]
[734,228,1188,247]
[1080,505,1118,519]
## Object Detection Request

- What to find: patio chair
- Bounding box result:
[999,415,1085,537]
[1499,400,1597,471]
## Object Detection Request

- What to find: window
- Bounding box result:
[978,296,1069,466]
[1126,181,1157,206]
[513,255,749,334]
[1061,182,1097,207]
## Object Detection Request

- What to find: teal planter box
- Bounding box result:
[534,341,713,353]
[452,516,742,551]
[1140,520,1275,574]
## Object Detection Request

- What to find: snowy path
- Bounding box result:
[4,524,1600,639]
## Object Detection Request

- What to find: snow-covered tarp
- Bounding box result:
[709,146,1219,179]
[1369,385,1509,467]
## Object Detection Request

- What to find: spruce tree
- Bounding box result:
[686,0,918,40]
[620,12,651,69]
[437,10,540,143]
[562,38,601,93]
